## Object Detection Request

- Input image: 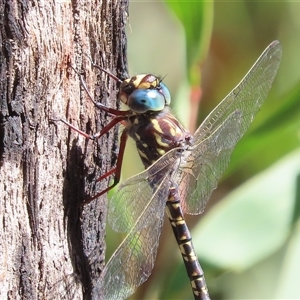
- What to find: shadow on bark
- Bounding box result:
[62,139,92,300]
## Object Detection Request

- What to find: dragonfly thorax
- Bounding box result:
[119,74,171,114]
[125,107,192,169]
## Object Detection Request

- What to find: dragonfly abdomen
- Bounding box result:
[166,186,211,300]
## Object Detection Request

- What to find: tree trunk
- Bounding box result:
[0,1,128,299]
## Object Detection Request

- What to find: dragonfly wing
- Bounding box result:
[92,172,170,300]
[181,41,282,214]
[180,110,243,214]
[108,148,181,232]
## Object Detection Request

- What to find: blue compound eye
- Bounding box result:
[159,82,171,106]
[128,89,166,113]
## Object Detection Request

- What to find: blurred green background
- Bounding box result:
[107,1,300,299]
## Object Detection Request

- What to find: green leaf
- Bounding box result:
[160,149,300,299]
[164,0,214,85]
[275,221,300,298]
[193,148,300,270]
[227,81,300,179]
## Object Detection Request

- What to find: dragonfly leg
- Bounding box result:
[52,115,128,204]
[53,65,131,204]
[50,117,95,140]
[51,111,129,201]
[84,54,123,84]
[70,64,128,117]
[51,114,126,141]
[83,130,128,204]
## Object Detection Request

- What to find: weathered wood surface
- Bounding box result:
[0,1,128,299]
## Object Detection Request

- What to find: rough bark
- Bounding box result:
[0,1,128,299]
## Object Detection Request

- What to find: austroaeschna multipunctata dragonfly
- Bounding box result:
[56,40,282,300]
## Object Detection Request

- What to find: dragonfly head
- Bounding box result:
[119,74,171,114]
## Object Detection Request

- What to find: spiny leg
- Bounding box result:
[69,64,128,117]
[83,130,128,204]
[52,66,131,202]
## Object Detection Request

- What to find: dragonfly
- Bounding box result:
[57,40,282,300]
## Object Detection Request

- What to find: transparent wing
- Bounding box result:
[92,172,171,300]
[181,40,282,214]
[179,110,243,214]
[108,148,181,232]
[45,154,178,300]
